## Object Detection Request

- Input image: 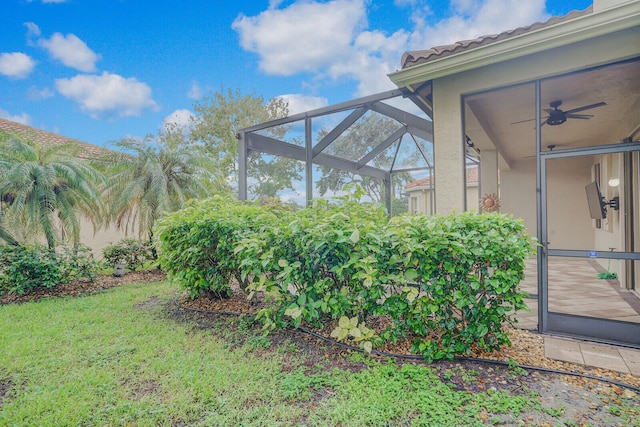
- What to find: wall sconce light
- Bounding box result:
[608,178,620,187]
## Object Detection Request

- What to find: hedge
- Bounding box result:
[156,193,534,361]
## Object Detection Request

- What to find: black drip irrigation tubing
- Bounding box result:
[178,304,640,394]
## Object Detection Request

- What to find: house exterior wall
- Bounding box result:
[425,25,638,216]
[78,218,134,259]
[431,79,466,213]
[500,159,537,235]
[407,183,479,215]
[545,156,596,250]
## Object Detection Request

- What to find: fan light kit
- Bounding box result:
[544,100,606,126]
[512,100,607,126]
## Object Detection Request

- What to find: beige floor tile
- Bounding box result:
[579,343,621,357]
[618,349,640,376]
[544,337,584,365]
[581,352,630,374]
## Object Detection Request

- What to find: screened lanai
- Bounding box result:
[236,89,441,213]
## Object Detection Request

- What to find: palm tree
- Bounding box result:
[0,134,106,250]
[101,135,223,242]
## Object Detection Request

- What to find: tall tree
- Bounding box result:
[189,88,303,197]
[101,133,219,241]
[0,133,105,249]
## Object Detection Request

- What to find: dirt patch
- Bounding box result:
[126,379,161,401]
[134,296,164,310]
[0,377,10,409]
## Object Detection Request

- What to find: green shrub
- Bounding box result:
[382,212,533,361]
[156,196,286,299]
[157,189,534,360]
[0,244,63,294]
[237,191,392,342]
[0,243,100,295]
[102,238,154,271]
[59,243,100,283]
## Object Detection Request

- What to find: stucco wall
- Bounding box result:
[78,218,135,259]
[500,159,537,236]
[545,156,596,250]
[408,183,478,215]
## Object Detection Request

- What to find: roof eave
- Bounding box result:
[389,2,640,89]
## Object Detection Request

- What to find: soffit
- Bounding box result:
[464,59,640,164]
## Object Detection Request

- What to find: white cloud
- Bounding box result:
[0,52,36,79]
[406,0,548,50]
[235,0,550,99]
[0,109,31,125]
[162,109,194,130]
[233,0,367,76]
[27,86,55,100]
[39,32,100,72]
[24,22,41,41]
[55,72,159,119]
[187,80,203,99]
[277,94,328,115]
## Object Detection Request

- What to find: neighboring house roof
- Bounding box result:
[400,7,593,69]
[405,166,478,190]
[0,118,109,159]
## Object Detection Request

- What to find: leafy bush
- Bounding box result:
[382,212,533,361]
[0,244,62,294]
[102,238,154,272]
[0,243,100,295]
[59,243,100,283]
[157,189,534,360]
[236,192,393,345]
[156,196,286,299]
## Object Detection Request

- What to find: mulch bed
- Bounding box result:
[0,269,166,305]
[178,290,640,392]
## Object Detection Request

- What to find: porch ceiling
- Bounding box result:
[464,59,640,164]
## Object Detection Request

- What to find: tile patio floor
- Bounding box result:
[514,257,640,375]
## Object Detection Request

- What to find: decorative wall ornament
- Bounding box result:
[479,193,500,212]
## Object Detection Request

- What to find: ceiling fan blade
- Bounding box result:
[566,114,593,120]
[511,115,550,125]
[543,109,555,114]
[564,101,606,114]
[511,118,536,124]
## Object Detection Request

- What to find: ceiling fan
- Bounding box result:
[512,100,607,126]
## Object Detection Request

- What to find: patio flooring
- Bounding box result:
[514,257,640,375]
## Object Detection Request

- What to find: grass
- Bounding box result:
[0,280,638,426]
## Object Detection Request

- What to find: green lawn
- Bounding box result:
[0,280,636,426]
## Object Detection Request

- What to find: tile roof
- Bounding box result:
[401,6,593,69]
[0,118,110,159]
[405,166,478,190]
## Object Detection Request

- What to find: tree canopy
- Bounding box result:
[189,88,303,197]
[100,133,219,241]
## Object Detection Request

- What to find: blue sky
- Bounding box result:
[1,0,593,147]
